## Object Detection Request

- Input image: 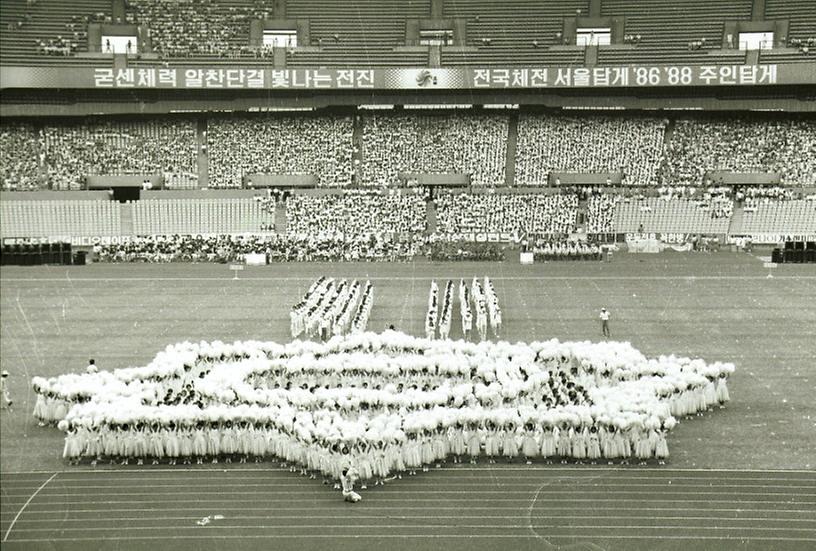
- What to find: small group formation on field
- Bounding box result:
[426,277,502,342]
[289,277,373,340]
[31,332,733,487]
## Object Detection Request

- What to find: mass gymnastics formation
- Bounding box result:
[30,328,734,501]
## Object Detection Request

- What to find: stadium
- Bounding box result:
[0,0,815,549]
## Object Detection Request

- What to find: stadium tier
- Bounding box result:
[1,3,815,249]
[515,114,666,186]
[739,199,816,233]
[435,192,578,235]
[608,196,732,234]
[207,114,354,188]
[132,197,272,234]
[285,190,427,236]
[4,112,814,191]
[360,113,508,186]
[1,0,814,66]
[0,199,121,238]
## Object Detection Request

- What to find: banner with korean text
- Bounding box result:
[2,63,814,90]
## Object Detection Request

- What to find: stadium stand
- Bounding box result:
[124,0,263,58]
[515,114,667,186]
[740,198,816,233]
[611,196,732,234]
[132,197,271,235]
[0,0,108,66]
[0,199,121,237]
[287,0,430,66]
[285,190,426,235]
[40,118,199,190]
[1,0,815,66]
[0,122,41,191]
[360,113,508,186]
[441,0,588,65]
[662,117,816,187]
[287,0,428,45]
[435,192,578,234]
[600,0,753,64]
[584,193,619,234]
[207,114,354,188]
[765,0,816,42]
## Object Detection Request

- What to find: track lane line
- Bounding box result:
[1,472,57,543]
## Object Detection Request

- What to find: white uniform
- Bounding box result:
[0,375,11,409]
[340,471,361,502]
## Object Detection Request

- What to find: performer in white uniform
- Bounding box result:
[340,468,361,503]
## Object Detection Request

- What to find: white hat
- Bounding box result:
[0,370,8,377]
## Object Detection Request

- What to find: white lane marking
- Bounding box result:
[2,472,57,542]
[3,275,816,282]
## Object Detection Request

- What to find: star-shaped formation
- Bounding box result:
[32,331,733,473]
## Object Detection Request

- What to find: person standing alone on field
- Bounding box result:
[599,308,611,338]
[0,371,12,411]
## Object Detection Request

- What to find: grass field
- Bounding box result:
[1,252,815,549]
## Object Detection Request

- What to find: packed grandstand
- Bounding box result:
[1,111,814,262]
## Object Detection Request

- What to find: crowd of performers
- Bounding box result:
[289,277,373,340]
[32,333,733,492]
[426,277,502,341]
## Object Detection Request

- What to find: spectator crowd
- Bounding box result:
[125,0,269,58]
[1,123,41,191]
[95,233,423,263]
[285,190,426,236]
[39,119,198,189]
[360,113,508,186]
[435,193,578,235]
[515,115,667,186]
[208,115,354,188]
[736,184,799,210]
[585,194,620,234]
[663,117,816,187]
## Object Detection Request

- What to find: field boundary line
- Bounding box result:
[3,534,816,542]
[2,472,57,543]
[3,467,816,475]
[3,275,816,282]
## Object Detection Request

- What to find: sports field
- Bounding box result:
[1,252,815,549]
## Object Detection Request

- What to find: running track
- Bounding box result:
[2,467,815,551]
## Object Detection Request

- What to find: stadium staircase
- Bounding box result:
[351,115,364,185]
[504,113,519,187]
[197,118,209,188]
[662,118,677,163]
[120,201,134,236]
[426,199,437,235]
[727,203,745,235]
[274,201,287,233]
